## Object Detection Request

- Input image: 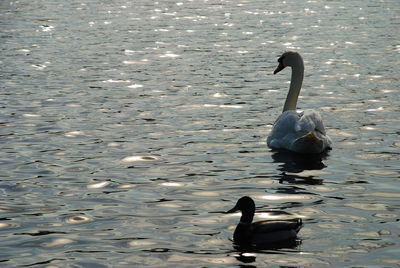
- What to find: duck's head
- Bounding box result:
[226,196,255,224]
[273,51,303,74]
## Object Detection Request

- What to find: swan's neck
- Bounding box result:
[283,59,304,112]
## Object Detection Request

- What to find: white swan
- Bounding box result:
[267,51,332,154]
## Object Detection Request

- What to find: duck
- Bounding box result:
[227,196,303,246]
[267,51,332,154]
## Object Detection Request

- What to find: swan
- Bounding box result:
[267,51,332,154]
[226,196,303,246]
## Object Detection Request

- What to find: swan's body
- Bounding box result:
[267,51,332,154]
[227,196,303,246]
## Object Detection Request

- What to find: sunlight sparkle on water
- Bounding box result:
[161,182,183,187]
[127,84,143,88]
[121,156,160,162]
[87,181,110,189]
[64,131,85,138]
[160,52,180,58]
[42,238,74,247]
[65,215,92,224]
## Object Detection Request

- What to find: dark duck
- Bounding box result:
[227,196,303,246]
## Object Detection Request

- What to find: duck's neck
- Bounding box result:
[283,59,304,112]
[239,210,254,224]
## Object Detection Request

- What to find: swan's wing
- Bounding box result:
[297,110,332,150]
[297,110,326,135]
[267,111,300,148]
[267,110,332,152]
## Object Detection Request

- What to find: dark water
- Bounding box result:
[1,0,399,267]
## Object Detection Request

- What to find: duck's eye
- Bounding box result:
[278,56,285,63]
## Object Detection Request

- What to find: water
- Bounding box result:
[1,0,399,267]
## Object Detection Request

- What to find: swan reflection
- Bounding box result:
[278,173,323,186]
[271,150,328,173]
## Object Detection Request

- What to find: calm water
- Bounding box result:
[1,0,399,267]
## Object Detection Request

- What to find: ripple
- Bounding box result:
[127,84,143,89]
[102,79,131,83]
[64,131,86,138]
[31,63,47,70]
[192,191,220,197]
[167,254,233,265]
[0,222,20,229]
[22,113,40,118]
[87,181,110,189]
[203,104,243,109]
[213,93,227,98]
[372,213,398,219]
[107,142,122,147]
[156,203,182,208]
[260,193,318,202]
[123,59,149,64]
[128,239,157,247]
[0,206,22,213]
[18,48,31,53]
[160,52,180,58]
[345,202,388,211]
[345,192,400,198]
[356,230,391,237]
[366,107,384,112]
[37,222,63,227]
[256,211,303,220]
[317,223,344,229]
[66,103,81,108]
[41,238,74,247]
[117,184,135,189]
[65,215,93,224]
[121,156,161,162]
[39,25,54,32]
[160,182,183,187]
[365,169,398,176]
[63,165,90,173]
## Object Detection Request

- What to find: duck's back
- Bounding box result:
[250,219,302,244]
[233,219,302,245]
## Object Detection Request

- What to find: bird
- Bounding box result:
[267,51,332,154]
[226,196,303,246]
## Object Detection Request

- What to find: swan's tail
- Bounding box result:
[292,131,324,154]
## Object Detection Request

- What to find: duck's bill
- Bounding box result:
[273,62,285,74]
[226,206,238,214]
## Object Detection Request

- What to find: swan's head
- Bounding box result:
[273,51,303,74]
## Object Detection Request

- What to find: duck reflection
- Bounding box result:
[233,233,301,266]
[235,252,299,268]
[234,237,301,252]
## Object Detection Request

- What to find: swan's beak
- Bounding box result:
[273,62,285,74]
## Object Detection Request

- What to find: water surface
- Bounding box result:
[1,0,399,267]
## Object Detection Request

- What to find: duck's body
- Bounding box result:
[227,196,302,246]
[233,218,302,245]
[267,51,332,154]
